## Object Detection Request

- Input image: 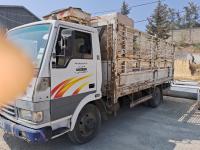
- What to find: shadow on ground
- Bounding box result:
[2,96,200,150]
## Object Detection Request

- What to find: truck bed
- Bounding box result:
[92,13,175,104]
[102,61,173,98]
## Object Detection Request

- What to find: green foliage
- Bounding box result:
[183,1,200,28]
[121,1,131,16]
[147,1,200,34]
[168,8,176,23]
[146,1,171,40]
[168,8,178,30]
[175,10,185,29]
[170,1,200,29]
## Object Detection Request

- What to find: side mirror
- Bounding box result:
[61,29,73,49]
[61,29,73,39]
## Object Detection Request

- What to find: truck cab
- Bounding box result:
[0,20,102,143]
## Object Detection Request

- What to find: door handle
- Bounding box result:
[89,83,95,89]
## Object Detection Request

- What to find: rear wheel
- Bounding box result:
[68,104,101,144]
[149,87,162,108]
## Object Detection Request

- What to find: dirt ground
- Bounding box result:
[0,96,200,150]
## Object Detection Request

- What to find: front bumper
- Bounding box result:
[0,116,51,143]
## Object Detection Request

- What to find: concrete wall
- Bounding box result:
[169,27,200,44]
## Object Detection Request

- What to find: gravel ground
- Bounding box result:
[0,96,200,150]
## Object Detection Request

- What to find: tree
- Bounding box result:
[168,8,177,30]
[184,1,200,28]
[168,9,186,29]
[146,1,171,40]
[176,10,184,29]
[121,1,130,16]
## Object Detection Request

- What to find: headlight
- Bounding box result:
[19,109,43,123]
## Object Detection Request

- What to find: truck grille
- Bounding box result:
[1,103,16,117]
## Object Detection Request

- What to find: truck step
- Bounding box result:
[130,95,152,108]
[51,127,70,139]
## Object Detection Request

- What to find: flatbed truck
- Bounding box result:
[0,11,175,144]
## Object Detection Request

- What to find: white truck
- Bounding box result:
[0,11,175,144]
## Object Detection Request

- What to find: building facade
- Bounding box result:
[0,5,40,29]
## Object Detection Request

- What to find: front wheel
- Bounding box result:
[68,104,101,144]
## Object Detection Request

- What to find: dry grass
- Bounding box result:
[174,59,200,81]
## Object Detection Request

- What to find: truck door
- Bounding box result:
[50,26,97,121]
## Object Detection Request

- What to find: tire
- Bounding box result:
[149,87,162,108]
[68,104,101,144]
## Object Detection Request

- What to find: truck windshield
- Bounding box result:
[8,24,51,68]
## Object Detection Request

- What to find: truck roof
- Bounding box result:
[9,20,98,33]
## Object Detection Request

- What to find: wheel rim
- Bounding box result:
[78,113,97,137]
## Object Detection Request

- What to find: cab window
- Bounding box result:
[53,27,93,68]
[73,31,93,59]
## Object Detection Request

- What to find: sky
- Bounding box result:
[0,0,200,31]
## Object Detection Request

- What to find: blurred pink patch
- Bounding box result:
[0,30,33,106]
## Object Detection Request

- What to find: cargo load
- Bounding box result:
[91,13,175,104]
[43,7,91,25]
